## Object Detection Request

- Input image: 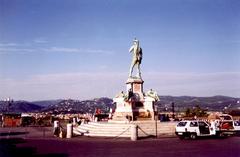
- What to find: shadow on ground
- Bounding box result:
[0,138,68,157]
[138,135,156,140]
[0,132,29,136]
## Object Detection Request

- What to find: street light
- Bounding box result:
[171,102,175,119]
[5,97,13,113]
[154,105,158,138]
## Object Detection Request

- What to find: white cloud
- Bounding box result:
[43,47,114,54]
[33,38,48,44]
[0,45,114,55]
[0,72,239,101]
[0,43,19,47]
[0,42,33,54]
[43,47,80,53]
[0,47,36,54]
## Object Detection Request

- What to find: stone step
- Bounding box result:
[73,128,130,138]
[77,128,131,134]
[73,122,132,137]
[78,124,131,131]
[73,128,85,135]
[85,131,131,136]
[85,132,130,138]
[88,122,130,127]
[73,121,176,138]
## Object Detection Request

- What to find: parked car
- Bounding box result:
[176,120,213,139]
[175,119,236,140]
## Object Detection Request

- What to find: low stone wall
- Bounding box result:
[73,121,177,139]
[134,121,177,137]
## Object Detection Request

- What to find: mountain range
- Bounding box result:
[0,95,239,114]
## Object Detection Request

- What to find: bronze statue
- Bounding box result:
[129,38,142,78]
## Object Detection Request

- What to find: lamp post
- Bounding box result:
[5,98,13,113]
[171,102,175,119]
[154,105,158,138]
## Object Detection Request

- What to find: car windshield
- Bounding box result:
[234,121,240,126]
[220,116,232,120]
[190,122,198,127]
[177,122,187,127]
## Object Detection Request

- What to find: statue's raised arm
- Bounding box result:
[128,38,142,79]
[129,45,135,54]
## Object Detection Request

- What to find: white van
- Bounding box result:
[175,120,236,139]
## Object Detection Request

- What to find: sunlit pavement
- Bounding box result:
[0,127,240,157]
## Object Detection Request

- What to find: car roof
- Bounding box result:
[178,120,205,123]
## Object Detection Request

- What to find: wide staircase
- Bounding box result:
[73,121,177,138]
[73,122,131,138]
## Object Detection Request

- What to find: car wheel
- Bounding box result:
[190,133,197,140]
[178,135,185,140]
[217,132,225,138]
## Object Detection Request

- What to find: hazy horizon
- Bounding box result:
[1,93,240,102]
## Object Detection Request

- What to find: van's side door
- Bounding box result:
[199,121,210,134]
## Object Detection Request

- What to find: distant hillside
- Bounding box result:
[0,96,239,113]
[156,95,240,111]
[32,100,62,107]
[41,97,113,114]
[0,101,43,113]
[41,95,240,114]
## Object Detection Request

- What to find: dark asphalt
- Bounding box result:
[0,127,240,157]
[0,136,239,157]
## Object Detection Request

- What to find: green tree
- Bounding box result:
[185,108,191,117]
[185,105,207,117]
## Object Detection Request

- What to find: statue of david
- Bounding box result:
[129,38,142,78]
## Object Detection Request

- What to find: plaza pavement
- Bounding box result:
[0,127,239,157]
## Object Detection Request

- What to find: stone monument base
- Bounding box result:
[112,77,157,121]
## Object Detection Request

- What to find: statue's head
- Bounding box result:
[133,38,139,46]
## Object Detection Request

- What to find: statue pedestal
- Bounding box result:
[113,77,157,121]
[126,77,144,100]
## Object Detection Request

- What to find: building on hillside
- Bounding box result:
[2,113,21,127]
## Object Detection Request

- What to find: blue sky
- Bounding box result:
[0,0,240,100]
